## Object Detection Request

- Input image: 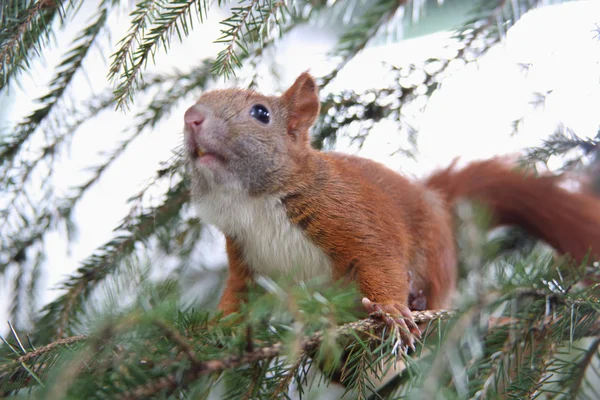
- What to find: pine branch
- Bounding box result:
[454,0,546,61]
[319,0,406,88]
[58,59,212,220]
[0,335,86,376]
[108,0,161,84]
[152,319,200,366]
[135,59,213,131]
[0,93,115,276]
[0,337,66,394]
[1,61,212,280]
[313,63,437,151]
[0,324,46,392]
[524,125,599,170]
[1,3,295,274]
[272,355,305,397]
[0,61,205,209]
[319,0,552,148]
[1,90,115,191]
[117,311,454,399]
[110,0,211,109]
[0,309,450,396]
[341,339,381,398]
[524,340,558,399]
[0,0,60,90]
[0,4,118,269]
[1,210,53,276]
[314,87,396,149]
[9,264,25,329]
[480,313,558,398]
[212,0,292,78]
[0,0,116,169]
[0,16,117,238]
[23,64,214,331]
[6,294,600,397]
[391,256,600,399]
[25,250,44,329]
[36,178,190,340]
[568,338,600,396]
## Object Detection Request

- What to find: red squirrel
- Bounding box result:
[183,72,600,347]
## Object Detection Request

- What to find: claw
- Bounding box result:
[361,297,420,351]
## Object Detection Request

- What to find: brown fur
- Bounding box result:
[218,238,253,314]
[184,72,600,335]
[426,159,600,264]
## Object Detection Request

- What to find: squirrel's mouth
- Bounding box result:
[184,128,227,164]
[190,143,227,166]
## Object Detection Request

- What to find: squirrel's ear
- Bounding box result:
[281,72,320,143]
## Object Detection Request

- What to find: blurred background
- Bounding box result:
[1,0,599,338]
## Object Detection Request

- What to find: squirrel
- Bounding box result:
[183,72,600,348]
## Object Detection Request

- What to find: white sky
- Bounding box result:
[1,0,599,331]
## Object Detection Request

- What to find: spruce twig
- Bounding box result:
[116,310,454,399]
[568,338,600,395]
[110,0,211,108]
[37,179,190,340]
[319,0,406,88]
[0,0,59,89]
[0,335,86,375]
[212,0,290,78]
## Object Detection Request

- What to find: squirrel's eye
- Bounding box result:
[250,104,270,124]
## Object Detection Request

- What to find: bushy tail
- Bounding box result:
[425,158,600,263]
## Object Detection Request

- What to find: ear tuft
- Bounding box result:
[281,72,320,143]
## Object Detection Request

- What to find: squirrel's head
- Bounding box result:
[183,72,320,195]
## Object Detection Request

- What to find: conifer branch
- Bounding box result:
[568,338,600,395]
[115,310,454,399]
[3,90,115,190]
[0,311,452,396]
[1,7,294,274]
[99,311,600,398]
[0,0,116,165]
[5,304,600,396]
[1,62,212,281]
[212,0,291,78]
[37,179,190,340]
[110,0,211,108]
[455,0,545,60]
[29,63,214,333]
[272,355,305,396]
[524,125,599,170]
[108,0,160,83]
[0,7,115,208]
[0,335,86,375]
[152,319,200,365]
[135,59,213,131]
[319,0,406,88]
[1,210,53,276]
[0,90,113,275]
[9,265,25,328]
[528,340,558,398]
[313,65,435,152]
[0,0,60,89]
[1,4,118,275]
[213,0,261,78]
[1,60,206,210]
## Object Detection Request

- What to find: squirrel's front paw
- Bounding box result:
[361,297,421,351]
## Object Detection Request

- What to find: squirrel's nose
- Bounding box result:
[184,105,206,133]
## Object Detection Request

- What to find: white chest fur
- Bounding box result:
[193,190,333,283]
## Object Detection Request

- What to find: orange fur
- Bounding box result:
[425,159,600,264]
[218,237,253,314]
